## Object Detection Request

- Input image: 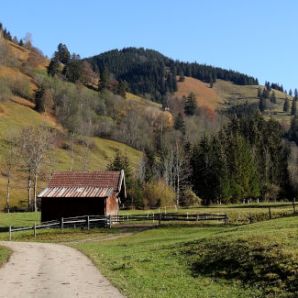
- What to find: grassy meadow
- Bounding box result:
[0,202,295,227]
[1,215,296,297]
[73,216,298,297]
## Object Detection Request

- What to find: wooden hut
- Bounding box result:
[38,170,126,222]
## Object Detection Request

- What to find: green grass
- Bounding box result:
[73,216,298,298]
[0,202,294,227]
[120,203,295,224]
[0,245,11,267]
[1,212,297,297]
[0,212,40,227]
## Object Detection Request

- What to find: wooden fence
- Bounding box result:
[8,213,228,240]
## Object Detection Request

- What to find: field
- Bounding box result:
[0,213,297,297]
[0,202,295,227]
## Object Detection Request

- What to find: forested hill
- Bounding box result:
[86,47,259,102]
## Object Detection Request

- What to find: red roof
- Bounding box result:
[48,171,122,189]
[38,170,126,198]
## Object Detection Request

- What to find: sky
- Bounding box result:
[1,0,298,90]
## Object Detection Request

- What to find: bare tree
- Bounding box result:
[19,125,53,211]
[1,132,18,212]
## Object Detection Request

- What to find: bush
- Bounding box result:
[143,179,176,208]
[181,188,202,207]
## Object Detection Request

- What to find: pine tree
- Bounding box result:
[184,92,197,116]
[174,113,185,134]
[289,89,293,97]
[99,68,110,91]
[47,57,59,77]
[63,58,82,82]
[257,87,262,98]
[117,80,128,98]
[259,97,267,112]
[34,86,45,113]
[291,98,297,116]
[107,150,133,206]
[283,97,290,112]
[270,91,277,104]
[262,88,270,99]
[209,74,214,88]
[55,43,70,64]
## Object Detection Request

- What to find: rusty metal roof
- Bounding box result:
[38,186,114,198]
[38,170,126,198]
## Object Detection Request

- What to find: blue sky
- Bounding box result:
[1,0,297,90]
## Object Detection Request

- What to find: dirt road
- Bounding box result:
[0,241,124,298]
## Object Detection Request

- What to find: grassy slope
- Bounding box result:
[71,216,297,297]
[175,76,221,110]
[0,40,142,209]
[214,80,293,123]
[0,98,142,208]
[175,77,293,127]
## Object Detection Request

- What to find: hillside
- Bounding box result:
[0,25,296,210]
[0,37,142,209]
[86,47,258,102]
[175,76,222,110]
[175,76,293,126]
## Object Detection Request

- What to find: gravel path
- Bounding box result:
[0,241,124,298]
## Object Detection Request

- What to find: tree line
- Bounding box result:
[86,47,258,102]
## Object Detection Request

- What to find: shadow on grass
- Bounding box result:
[183,239,298,297]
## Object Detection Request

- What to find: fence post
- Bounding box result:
[9,226,11,241]
[196,214,199,222]
[187,212,189,222]
[268,207,272,219]
[87,216,90,230]
[109,215,112,229]
[60,217,64,229]
[34,222,36,238]
[152,212,155,223]
[293,198,296,214]
[159,213,161,225]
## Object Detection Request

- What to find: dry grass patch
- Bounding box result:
[175,76,221,110]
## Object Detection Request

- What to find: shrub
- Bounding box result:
[143,179,175,208]
[181,188,202,207]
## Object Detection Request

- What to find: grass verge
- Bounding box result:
[0,245,12,267]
